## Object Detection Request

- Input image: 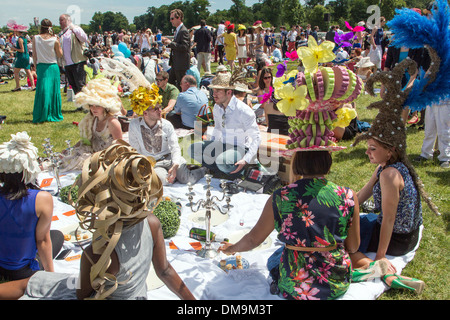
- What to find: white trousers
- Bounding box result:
[196,52,211,74]
[420,100,450,162]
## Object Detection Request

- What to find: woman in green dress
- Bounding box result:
[31,19,63,123]
[8,21,35,92]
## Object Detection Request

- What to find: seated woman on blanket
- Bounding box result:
[0,142,196,300]
[351,136,426,294]
[0,132,64,284]
[58,78,123,172]
[220,150,361,300]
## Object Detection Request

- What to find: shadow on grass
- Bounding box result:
[4,119,34,125]
[62,109,84,114]
[425,169,450,187]
[333,145,368,164]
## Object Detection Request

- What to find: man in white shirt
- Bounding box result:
[128,87,206,185]
[215,21,225,65]
[188,73,261,179]
[287,26,297,52]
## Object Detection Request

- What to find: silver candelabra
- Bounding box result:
[41,139,72,196]
[186,174,233,259]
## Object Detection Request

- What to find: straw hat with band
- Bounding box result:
[208,72,236,90]
[273,35,364,156]
[233,81,253,94]
[0,131,40,185]
[70,140,163,299]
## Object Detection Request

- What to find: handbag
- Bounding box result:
[195,103,214,133]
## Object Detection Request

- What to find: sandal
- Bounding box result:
[11,87,21,92]
[407,114,419,124]
[351,260,389,282]
[382,274,425,294]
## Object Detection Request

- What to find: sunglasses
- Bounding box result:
[222,113,226,128]
[263,76,272,79]
[156,78,165,82]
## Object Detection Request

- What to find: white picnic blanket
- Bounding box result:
[39,171,422,300]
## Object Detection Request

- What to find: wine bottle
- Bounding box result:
[189,227,228,242]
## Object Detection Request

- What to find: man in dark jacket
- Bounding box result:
[165,9,190,90]
[194,19,212,75]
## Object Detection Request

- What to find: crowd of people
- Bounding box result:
[0,0,449,300]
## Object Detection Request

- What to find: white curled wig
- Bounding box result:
[74,78,122,114]
[0,132,41,184]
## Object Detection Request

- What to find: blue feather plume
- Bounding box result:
[386,0,450,111]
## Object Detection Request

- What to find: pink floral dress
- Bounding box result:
[272,178,355,300]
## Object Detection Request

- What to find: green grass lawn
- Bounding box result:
[0,61,448,300]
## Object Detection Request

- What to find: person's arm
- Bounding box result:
[370,28,376,48]
[375,167,403,264]
[34,191,54,272]
[168,28,190,53]
[54,37,63,58]
[163,99,177,114]
[166,123,183,183]
[356,166,379,204]
[344,189,360,254]
[13,37,25,53]
[147,214,195,299]
[32,37,37,65]
[219,195,275,254]
[239,110,261,163]
[127,119,141,152]
[71,24,88,44]
[108,116,123,140]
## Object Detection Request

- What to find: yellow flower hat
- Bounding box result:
[129,83,163,115]
[273,39,364,155]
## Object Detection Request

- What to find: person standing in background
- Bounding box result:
[7,21,35,92]
[194,20,212,75]
[32,19,64,124]
[164,9,190,90]
[59,14,88,96]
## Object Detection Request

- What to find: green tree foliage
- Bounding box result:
[89,11,129,33]
[60,0,431,36]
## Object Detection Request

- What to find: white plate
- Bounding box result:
[59,224,93,246]
[188,208,229,226]
[217,256,249,272]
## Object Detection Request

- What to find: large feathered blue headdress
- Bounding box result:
[387,0,450,111]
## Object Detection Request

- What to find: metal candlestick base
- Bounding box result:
[197,247,219,259]
[186,175,233,259]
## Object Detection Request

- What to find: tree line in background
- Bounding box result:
[1,0,431,36]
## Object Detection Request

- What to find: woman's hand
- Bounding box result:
[218,242,235,255]
[377,256,397,274]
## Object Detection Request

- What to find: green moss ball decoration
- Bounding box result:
[152,200,181,238]
[59,185,79,204]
